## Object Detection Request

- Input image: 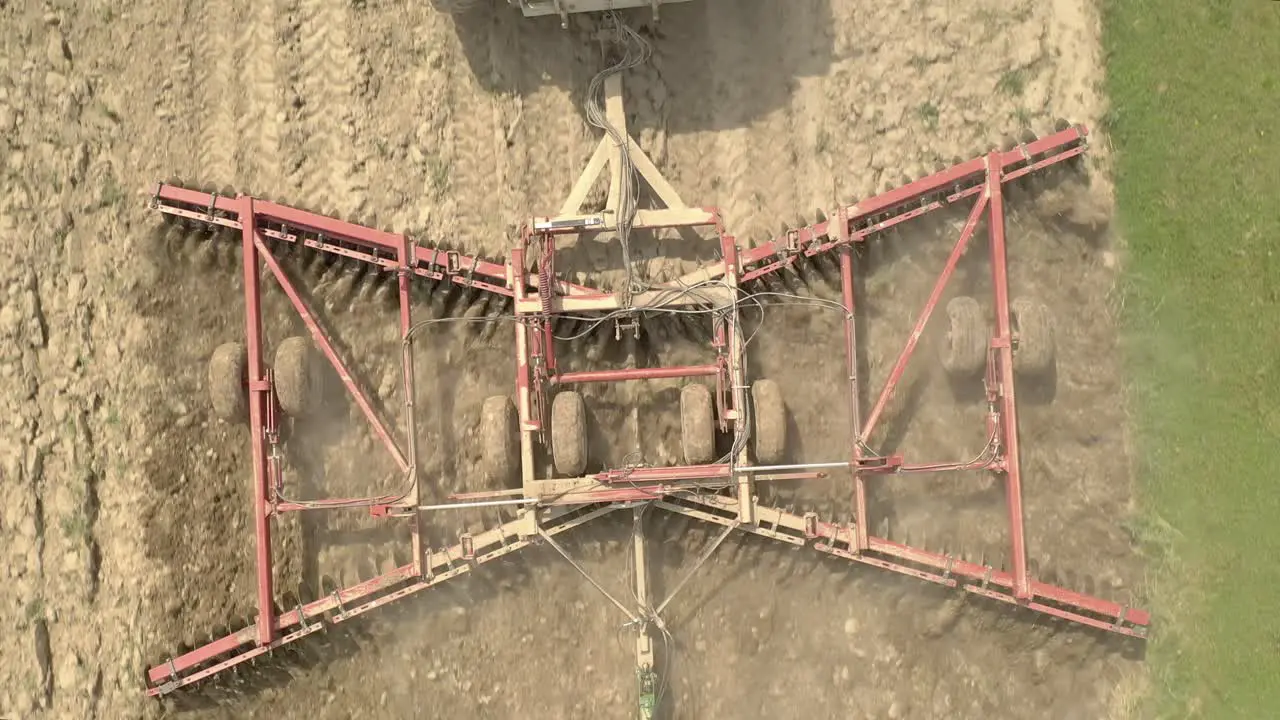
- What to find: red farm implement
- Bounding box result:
[141,71,1148,716]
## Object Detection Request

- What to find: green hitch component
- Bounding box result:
[637,666,658,719]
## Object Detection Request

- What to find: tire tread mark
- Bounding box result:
[194,1,238,188]
[287,0,367,218]
[235,0,285,196]
[443,22,501,255]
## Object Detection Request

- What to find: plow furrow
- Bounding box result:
[191,5,238,189]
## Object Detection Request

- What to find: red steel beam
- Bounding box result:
[510,245,543,435]
[397,234,425,575]
[239,198,275,647]
[716,126,1088,285]
[825,538,1148,637]
[672,494,1149,635]
[859,533,1149,631]
[146,563,418,689]
[985,153,1032,601]
[552,364,720,384]
[838,242,870,552]
[145,505,619,694]
[151,183,597,298]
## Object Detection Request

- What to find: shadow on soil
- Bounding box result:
[446,0,835,133]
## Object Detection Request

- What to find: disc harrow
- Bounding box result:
[139,67,1147,716]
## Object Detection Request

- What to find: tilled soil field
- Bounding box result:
[0,1,1146,718]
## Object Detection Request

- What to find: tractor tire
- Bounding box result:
[680,384,715,465]
[209,342,248,422]
[751,379,786,464]
[940,296,988,376]
[480,395,518,486]
[550,390,587,477]
[274,336,323,418]
[1011,298,1056,375]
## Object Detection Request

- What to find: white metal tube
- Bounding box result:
[416,498,538,511]
[735,461,852,473]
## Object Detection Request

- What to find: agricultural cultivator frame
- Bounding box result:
[141,70,1149,715]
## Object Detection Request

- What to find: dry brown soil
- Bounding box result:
[0,1,1147,718]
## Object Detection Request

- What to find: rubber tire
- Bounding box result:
[274,336,322,418]
[941,296,988,376]
[1011,298,1056,375]
[480,395,518,486]
[209,342,248,422]
[751,379,786,464]
[550,391,587,477]
[680,384,715,465]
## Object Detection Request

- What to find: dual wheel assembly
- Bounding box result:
[207,337,325,422]
[479,379,788,482]
[940,296,1056,378]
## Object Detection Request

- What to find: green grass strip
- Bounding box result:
[1103,0,1280,716]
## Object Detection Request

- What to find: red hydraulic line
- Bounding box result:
[239,198,275,647]
[552,364,720,384]
[985,153,1032,601]
[861,189,990,441]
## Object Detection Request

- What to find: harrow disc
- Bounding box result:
[750,378,786,464]
[940,296,988,376]
[208,342,248,422]
[274,336,324,418]
[550,390,587,477]
[679,383,715,464]
[480,395,518,485]
[1011,298,1056,375]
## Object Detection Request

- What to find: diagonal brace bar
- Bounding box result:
[538,525,639,623]
[861,188,990,441]
[256,235,410,473]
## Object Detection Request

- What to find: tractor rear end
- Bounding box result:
[433,0,694,24]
